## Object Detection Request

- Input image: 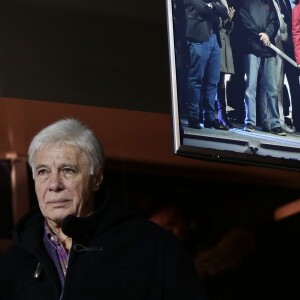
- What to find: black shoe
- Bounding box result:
[271,127,287,136]
[244,123,254,132]
[188,119,202,129]
[204,120,228,130]
[227,111,244,124]
[261,126,271,132]
[218,115,234,129]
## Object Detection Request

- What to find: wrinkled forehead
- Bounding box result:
[34,142,88,164]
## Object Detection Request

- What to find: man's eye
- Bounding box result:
[63,168,75,174]
[37,169,48,176]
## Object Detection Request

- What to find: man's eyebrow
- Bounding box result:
[35,163,79,170]
[35,164,47,170]
[60,163,79,170]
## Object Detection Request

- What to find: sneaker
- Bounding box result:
[281,123,295,133]
[244,123,254,132]
[271,127,287,136]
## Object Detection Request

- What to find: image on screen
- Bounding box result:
[165,0,300,171]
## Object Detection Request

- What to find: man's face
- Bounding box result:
[34,143,102,226]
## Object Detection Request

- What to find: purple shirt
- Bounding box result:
[43,221,70,291]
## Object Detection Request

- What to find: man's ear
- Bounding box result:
[93,167,104,191]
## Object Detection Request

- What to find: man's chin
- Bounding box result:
[46,211,73,225]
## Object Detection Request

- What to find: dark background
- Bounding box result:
[0,0,170,113]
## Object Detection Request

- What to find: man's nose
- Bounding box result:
[48,172,64,191]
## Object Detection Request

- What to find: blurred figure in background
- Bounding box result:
[148,203,189,242]
[144,189,212,254]
[233,197,300,299]
[193,227,256,300]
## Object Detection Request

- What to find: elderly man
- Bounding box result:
[0,118,208,300]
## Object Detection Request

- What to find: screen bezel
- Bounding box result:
[165,0,300,172]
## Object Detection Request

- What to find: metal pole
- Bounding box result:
[268,43,298,68]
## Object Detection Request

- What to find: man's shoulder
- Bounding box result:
[104,216,187,255]
[114,216,175,242]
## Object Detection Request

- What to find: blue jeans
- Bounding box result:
[259,53,285,129]
[187,34,221,122]
[243,54,280,129]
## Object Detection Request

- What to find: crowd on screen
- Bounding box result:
[174,0,300,135]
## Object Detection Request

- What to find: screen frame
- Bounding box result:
[165,0,300,172]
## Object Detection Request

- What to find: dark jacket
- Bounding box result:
[0,190,207,300]
[239,0,280,57]
[184,0,229,46]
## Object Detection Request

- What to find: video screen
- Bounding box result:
[165,0,300,170]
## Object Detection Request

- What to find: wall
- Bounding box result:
[1,98,300,190]
[0,1,169,112]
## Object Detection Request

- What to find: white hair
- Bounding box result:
[28,118,105,178]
